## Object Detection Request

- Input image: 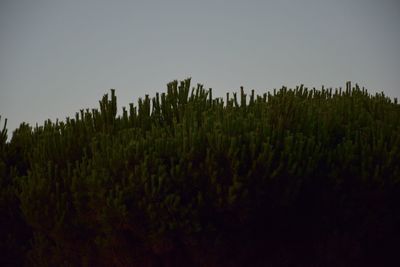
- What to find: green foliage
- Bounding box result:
[1,79,399,266]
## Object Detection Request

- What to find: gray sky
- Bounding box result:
[1,0,399,135]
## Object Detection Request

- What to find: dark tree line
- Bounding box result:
[1,79,399,266]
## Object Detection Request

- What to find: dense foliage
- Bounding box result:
[1,79,399,266]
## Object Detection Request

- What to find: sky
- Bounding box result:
[1,0,399,136]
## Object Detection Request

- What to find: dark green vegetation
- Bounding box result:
[1,79,399,266]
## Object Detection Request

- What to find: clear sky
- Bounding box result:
[1,0,399,135]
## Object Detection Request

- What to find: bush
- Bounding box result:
[1,80,399,266]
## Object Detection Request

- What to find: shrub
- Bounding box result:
[1,80,399,266]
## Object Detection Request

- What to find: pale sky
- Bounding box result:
[1,0,399,135]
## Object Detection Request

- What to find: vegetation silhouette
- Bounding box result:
[1,79,399,266]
